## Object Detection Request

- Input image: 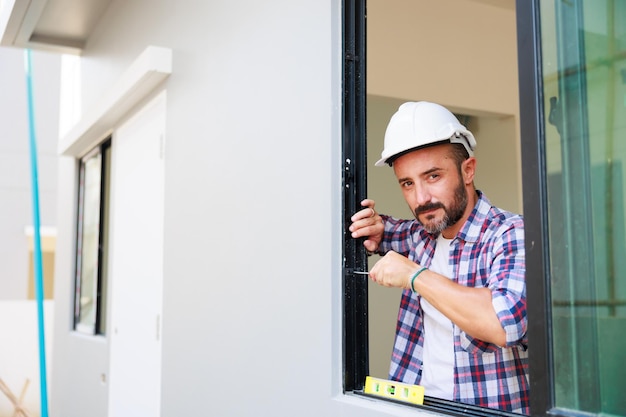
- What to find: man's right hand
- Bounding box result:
[349,199,384,253]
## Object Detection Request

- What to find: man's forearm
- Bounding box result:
[414,270,507,346]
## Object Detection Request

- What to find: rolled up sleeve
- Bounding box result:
[488,222,527,347]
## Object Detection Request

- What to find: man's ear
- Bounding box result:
[462,157,476,185]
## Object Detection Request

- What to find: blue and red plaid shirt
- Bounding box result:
[377,191,529,414]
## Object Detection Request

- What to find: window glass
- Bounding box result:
[75,142,110,335]
[540,0,626,414]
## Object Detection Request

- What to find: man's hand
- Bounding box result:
[349,199,384,253]
[369,251,420,290]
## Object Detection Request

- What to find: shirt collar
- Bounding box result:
[455,190,491,244]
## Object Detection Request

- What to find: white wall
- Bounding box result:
[0,47,60,300]
[53,0,352,416]
[0,301,53,417]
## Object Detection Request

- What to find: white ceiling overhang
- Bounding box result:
[0,0,111,54]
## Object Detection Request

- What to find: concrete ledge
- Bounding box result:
[58,46,172,157]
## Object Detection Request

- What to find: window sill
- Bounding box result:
[336,391,454,417]
[336,391,524,417]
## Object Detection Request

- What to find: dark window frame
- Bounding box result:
[73,138,111,335]
[516,0,555,415]
[342,0,369,393]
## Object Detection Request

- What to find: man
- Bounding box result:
[350,101,529,414]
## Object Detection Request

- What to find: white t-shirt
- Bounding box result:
[419,234,454,400]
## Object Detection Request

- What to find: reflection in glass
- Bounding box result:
[75,151,102,333]
[541,0,626,414]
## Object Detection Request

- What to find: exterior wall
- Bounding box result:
[0,301,54,417]
[0,47,60,300]
[52,1,350,416]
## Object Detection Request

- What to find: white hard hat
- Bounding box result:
[375,101,477,167]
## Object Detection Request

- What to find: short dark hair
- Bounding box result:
[448,143,470,170]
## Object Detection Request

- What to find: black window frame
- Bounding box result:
[73,138,111,336]
[342,0,369,394]
[516,0,554,415]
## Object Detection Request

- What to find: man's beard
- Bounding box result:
[414,178,468,235]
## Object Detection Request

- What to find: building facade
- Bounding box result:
[1,1,623,416]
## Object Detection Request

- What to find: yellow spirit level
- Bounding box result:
[364,376,425,405]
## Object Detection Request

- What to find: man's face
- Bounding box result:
[392,144,471,236]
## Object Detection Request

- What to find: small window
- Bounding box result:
[74,139,111,335]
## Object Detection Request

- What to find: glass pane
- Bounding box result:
[75,152,102,333]
[540,0,626,415]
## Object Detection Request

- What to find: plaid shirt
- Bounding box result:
[378,192,529,414]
